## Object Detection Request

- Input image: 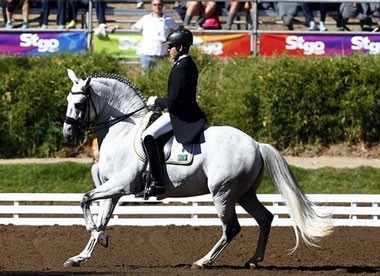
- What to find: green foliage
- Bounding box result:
[338,55,380,143]
[197,57,260,137]
[1,162,380,194]
[0,162,93,193]
[257,165,380,194]
[0,53,123,157]
[129,58,172,98]
[2,53,380,158]
[254,56,345,147]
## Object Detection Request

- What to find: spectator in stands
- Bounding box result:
[368,3,380,31]
[275,2,298,30]
[182,1,199,28]
[1,0,7,24]
[260,2,275,11]
[66,0,107,33]
[40,0,66,29]
[339,3,372,31]
[225,0,252,30]
[132,0,179,73]
[67,0,84,29]
[173,0,186,21]
[4,0,29,29]
[183,1,224,30]
[301,3,328,31]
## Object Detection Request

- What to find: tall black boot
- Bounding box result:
[141,135,165,198]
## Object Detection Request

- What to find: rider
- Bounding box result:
[138,28,207,198]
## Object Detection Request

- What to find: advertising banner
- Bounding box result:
[260,33,380,56]
[93,32,251,58]
[193,33,251,57]
[93,33,141,58]
[0,31,86,55]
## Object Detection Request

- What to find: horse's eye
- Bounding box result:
[75,103,85,111]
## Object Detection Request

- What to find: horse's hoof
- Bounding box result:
[63,259,80,267]
[245,262,259,269]
[98,231,108,248]
[191,263,204,269]
[245,259,261,269]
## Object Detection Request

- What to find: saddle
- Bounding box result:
[134,111,195,165]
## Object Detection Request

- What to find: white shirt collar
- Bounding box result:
[174,54,189,64]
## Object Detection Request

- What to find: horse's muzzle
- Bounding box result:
[63,123,83,146]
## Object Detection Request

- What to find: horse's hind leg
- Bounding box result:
[238,191,273,268]
[192,200,241,269]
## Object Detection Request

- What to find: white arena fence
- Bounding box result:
[0,193,379,227]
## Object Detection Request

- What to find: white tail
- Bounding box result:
[259,143,334,252]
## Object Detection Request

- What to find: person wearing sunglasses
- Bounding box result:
[132,0,179,73]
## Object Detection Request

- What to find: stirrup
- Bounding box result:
[135,182,165,200]
[145,183,165,196]
[141,185,165,200]
[135,171,150,198]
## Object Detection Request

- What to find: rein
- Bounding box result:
[86,106,145,133]
[64,86,146,134]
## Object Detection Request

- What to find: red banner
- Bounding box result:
[193,33,251,57]
[260,33,294,56]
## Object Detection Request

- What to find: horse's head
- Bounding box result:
[63,69,93,143]
[63,69,148,144]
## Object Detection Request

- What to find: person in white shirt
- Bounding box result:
[132,0,180,72]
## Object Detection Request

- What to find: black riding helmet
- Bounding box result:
[164,28,193,47]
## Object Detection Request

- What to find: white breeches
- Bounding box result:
[142,112,172,139]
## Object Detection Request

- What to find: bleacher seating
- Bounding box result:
[0,1,365,32]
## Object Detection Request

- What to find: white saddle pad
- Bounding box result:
[134,112,194,165]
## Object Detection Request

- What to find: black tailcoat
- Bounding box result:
[154,55,207,144]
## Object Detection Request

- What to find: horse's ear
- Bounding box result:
[67,69,79,83]
[84,77,91,88]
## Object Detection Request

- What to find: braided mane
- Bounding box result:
[88,72,146,103]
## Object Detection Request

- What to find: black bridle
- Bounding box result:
[64,85,146,134]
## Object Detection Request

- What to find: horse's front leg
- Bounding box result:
[81,193,97,232]
[81,186,124,232]
[94,196,121,247]
[64,196,121,267]
[63,233,98,267]
[65,170,139,267]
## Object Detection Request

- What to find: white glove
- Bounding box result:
[147,96,157,107]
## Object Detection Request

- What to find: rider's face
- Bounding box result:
[168,45,181,60]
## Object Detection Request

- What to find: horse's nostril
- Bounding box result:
[63,137,74,146]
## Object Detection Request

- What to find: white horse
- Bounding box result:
[62,69,333,269]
